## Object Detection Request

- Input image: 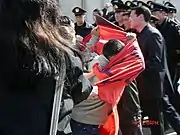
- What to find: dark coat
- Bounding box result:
[0,41,92,135]
[75,22,93,38]
[118,80,142,124]
[157,18,180,83]
[137,24,172,99]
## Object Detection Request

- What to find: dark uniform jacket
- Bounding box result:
[157,18,180,82]
[75,22,93,38]
[137,24,170,99]
[0,40,92,135]
[118,80,142,124]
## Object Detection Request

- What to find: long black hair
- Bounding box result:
[0,0,76,78]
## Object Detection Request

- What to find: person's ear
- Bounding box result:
[139,14,144,20]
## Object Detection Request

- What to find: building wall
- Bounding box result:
[58,0,180,23]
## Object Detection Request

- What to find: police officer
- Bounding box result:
[151,2,180,134]
[164,2,180,24]
[136,1,152,10]
[151,2,180,92]
[102,0,123,22]
[113,2,131,29]
[72,7,93,38]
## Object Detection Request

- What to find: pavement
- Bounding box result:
[142,127,177,135]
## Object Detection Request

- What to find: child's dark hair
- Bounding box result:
[103,39,125,59]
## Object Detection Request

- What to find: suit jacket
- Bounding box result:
[137,24,173,99]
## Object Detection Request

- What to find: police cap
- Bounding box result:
[164,2,177,13]
[137,1,151,10]
[114,3,131,13]
[111,0,123,5]
[72,7,86,16]
[151,2,169,13]
[147,1,153,6]
[132,0,138,5]
[125,1,137,8]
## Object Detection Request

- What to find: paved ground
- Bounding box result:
[142,127,177,135]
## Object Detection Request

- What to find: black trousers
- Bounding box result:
[162,74,180,134]
[119,122,143,135]
[162,94,180,134]
[141,99,164,135]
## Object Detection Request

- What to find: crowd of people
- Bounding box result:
[70,0,180,135]
[0,0,179,135]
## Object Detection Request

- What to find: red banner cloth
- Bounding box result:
[91,25,145,135]
[94,38,145,104]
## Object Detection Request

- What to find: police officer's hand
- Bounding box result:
[91,27,100,37]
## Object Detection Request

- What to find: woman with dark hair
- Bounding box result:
[0,0,92,135]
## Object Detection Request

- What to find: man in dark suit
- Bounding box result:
[150,2,180,134]
[130,6,167,135]
[72,7,93,38]
[151,2,180,91]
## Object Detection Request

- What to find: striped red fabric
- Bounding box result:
[91,25,127,55]
[94,37,145,104]
[90,25,145,135]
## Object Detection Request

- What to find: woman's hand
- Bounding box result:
[91,27,100,37]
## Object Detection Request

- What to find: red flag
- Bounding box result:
[91,26,145,135]
[91,25,127,55]
[94,38,145,104]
